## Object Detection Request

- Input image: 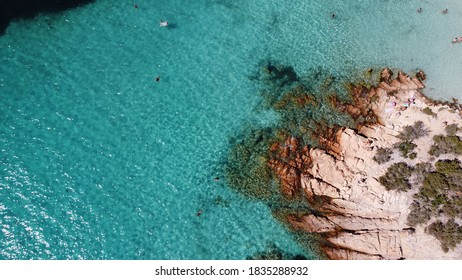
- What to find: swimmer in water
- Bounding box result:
[196,210,203,216]
[155,76,160,82]
[159,20,168,27]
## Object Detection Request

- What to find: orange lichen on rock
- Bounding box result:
[268,136,311,198]
[315,126,344,158]
[328,83,381,130]
[380,68,392,83]
[378,69,425,94]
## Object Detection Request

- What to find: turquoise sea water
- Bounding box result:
[1,0,462,259]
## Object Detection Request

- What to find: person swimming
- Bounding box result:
[453,38,458,43]
[159,20,168,27]
[443,9,448,14]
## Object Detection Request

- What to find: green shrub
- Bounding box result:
[395,141,417,158]
[447,173,462,190]
[409,152,417,160]
[421,172,449,199]
[441,202,462,219]
[409,159,462,228]
[373,147,393,164]
[413,162,432,184]
[379,162,413,191]
[442,197,462,218]
[445,124,459,136]
[422,107,437,118]
[429,135,462,156]
[397,121,429,141]
[407,199,433,226]
[435,159,462,190]
[427,219,462,252]
[435,159,462,176]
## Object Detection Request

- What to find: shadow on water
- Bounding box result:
[166,22,179,30]
[246,242,308,260]
[0,0,95,35]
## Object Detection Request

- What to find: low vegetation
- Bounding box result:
[435,159,462,176]
[373,147,393,164]
[378,144,462,251]
[422,107,437,118]
[397,121,429,142]
[420,172,448,205]
[445,124,459,136]
[405,159,462,251]
[378,162,413,191]
[428,135,462,156]
[427,219,462,253]
[413,162,432,183]
[407,196,435,226]
[395,141,417,158]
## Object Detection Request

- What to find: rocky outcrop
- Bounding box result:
[277,69,462,259]
[268,136,311,197]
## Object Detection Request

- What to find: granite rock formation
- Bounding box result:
[276,69,462,259]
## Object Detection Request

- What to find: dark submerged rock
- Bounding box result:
[0,0,95,34]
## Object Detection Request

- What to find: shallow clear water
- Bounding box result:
[1,0,462,259]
